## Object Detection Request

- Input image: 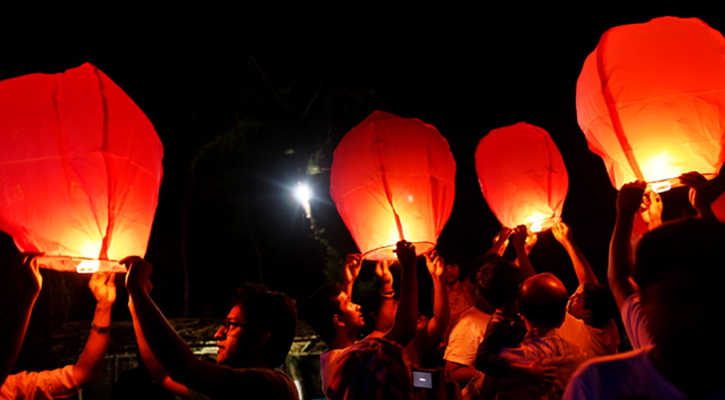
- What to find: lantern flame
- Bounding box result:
[529,220,544,233]
[650,180,672,193]
[77,260,100,274]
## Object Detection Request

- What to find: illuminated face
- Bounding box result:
[443,263,460,285]
[336,291,365,331]
[214,305,255,366]
[567,286,589,320]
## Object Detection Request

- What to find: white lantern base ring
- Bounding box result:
[647,173,717,194]
[35,255,126,274]
[362,241,436,262]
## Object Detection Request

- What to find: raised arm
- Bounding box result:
[382,241,418,347]
[71,272,115,386]
[552,222,597,286]
[123,256,226,398]
[484,227,513,257]
[608,181,645,310]
[341,254,363,297]
[371,259,396,336]
[0,253,42,385]
[680,170,725,221]
[423,250,449,344]
[128,279,189,397]
[510,225,536,279]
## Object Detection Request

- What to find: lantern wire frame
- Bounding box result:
[37,255,126,274]
[646,173,718,194]
[362,241,436,261]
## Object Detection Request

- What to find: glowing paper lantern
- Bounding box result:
[577,16,725,192]
[475,122,568,232]
[0,63,163,273]
[330,111,455,260]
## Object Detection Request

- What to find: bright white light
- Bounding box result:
[296,182,313,220]
[296,183,311,204]
[77,260,100,273]
[651,181,671,193]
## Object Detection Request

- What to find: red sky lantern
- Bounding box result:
[475,122,568,233]
[330,111,456,260]
[0,63,163,273]
[577,16,725,192]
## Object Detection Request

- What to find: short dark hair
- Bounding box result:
[232,283,297,368]
[476,259,522,308]
[303,283,344,345]
[635,218,725,290]
[582,283,618,328]
[327,338,412,400]
[517,273,568,328]
[470,254,504,282]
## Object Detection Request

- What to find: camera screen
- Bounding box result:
[412,371,433,389]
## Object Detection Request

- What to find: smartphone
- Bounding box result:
[412,368,439,390]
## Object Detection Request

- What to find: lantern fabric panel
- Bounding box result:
[475,122,568,232]
[330,111,456,260]
[576,16,725,190]
[0,63,163,272]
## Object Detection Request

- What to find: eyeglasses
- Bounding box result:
[221,320,249,332]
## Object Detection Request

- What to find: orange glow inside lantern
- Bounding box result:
[475,122,568,232]
[330,111,456,260]
[0,63,163,273]
[576,17,725,191]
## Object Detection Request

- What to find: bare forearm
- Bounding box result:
[384,263,417,346]
[562,241,598,285]
[445,361,477,388]
[427,279,449,343]
[130,303,189,397]
[513,244,536,279]
[608,214,638,309]
[128,288,200,383]
[0,295,37,384]
[72,304,112,386]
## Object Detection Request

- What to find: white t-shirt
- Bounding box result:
[0,365,78,400]
[443,306,492,367]
[319,348,344,397]
[621,293,654,349]
[563,346,694,400]
[559,312,620,360]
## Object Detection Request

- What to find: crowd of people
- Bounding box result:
[1,170,724,399]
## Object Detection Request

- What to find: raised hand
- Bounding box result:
[489,227,513,256]
[617,181,647,217]
[9,252,43,298]
[680,171,725,219]
[424,250,445,282]
[639,188,663,227]
[375,259,394,287]
[121,256,153,295]
[394,240,417,269]
[510,225,529,250]
[89,272,116,308]
[343,254,363,285]
[551,222,571,245]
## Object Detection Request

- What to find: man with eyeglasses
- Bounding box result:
[123,256,299,400]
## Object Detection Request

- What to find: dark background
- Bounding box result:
[0,8,721,328]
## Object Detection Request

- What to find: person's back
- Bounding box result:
[488,273,585,400]
[565,218,725,399]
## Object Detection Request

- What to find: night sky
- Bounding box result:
[1,8,723,322]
